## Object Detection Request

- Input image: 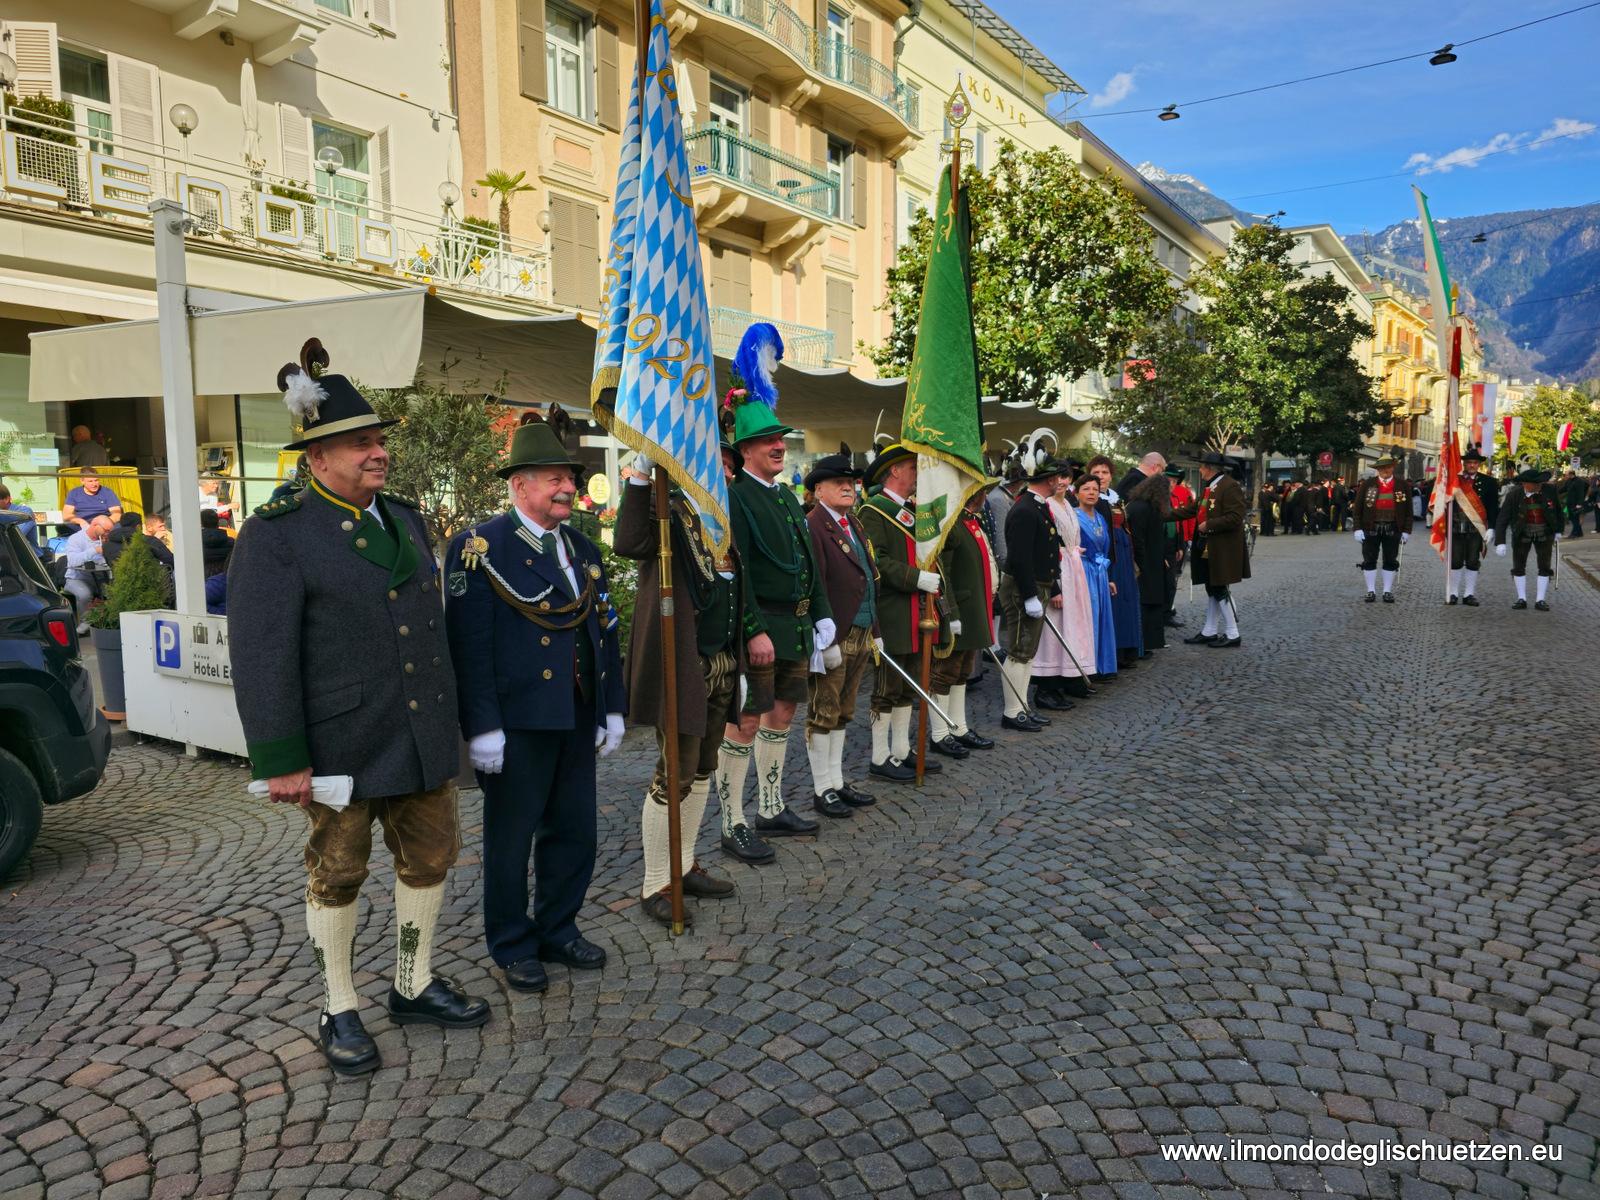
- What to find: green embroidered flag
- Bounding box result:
[903,168,989,567]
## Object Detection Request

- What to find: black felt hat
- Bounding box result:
[863,442,915,489]
[278,338,399,451]
[1199,451,1229,468]
[805,445,861,491]
[1513,468,1542,484]
[1462,447,1486,463]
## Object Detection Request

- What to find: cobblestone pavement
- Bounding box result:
[2,533,1598,1200]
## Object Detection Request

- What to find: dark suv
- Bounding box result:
[0,511,110,878]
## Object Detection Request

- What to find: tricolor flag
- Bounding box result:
[903,167,989,567]
[1413,186,1455,363]
[1429,432,1487,559]
[1504,416,1523,456]
[1557,422,1574,451]
[590,0,728,554]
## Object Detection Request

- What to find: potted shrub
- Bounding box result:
[85,535,172,721]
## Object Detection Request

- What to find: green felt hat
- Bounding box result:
[499,409,584,479]
[1374,455,1398,468]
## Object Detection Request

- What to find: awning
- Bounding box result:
[27,286,1096,450]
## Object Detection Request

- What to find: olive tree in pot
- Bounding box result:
[85,536,172,720]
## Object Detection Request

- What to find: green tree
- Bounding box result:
[475,169,535,241]
[367,377,512,547]
[1102,223,1380,498]
[87,534,172,629]
[870,142,1179,406]
[1509,383,1600,466]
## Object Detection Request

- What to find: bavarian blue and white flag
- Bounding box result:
[591,0,727,555]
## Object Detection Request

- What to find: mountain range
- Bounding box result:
[1134,164,1600,382]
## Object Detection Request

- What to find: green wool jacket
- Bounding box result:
[938,514,994,652]
[729,472,830,662]
[860,491,925,655]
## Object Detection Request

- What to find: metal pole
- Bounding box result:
[876,648,957,728]
[150,198,205,620]
[1037,600,1091,680]
[984,645,1029,710]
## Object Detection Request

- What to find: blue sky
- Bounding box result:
[985,0,1600,231]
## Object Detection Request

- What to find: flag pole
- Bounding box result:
[635,0,686,936]
[1444,326,1458,605]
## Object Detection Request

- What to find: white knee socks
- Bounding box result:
[716,738,752,834]
[753,727,789,818]
[1536,575,1549,603]
[393,881,443,1000]
[641,794,670,898]
[1202,596,1221,637]
[870,711,892,765]
[1514,574,1527,601]
[1362,569,1377,595]
[929,693,952,742]
[1462,569,1478,597]
[804,730,832,797]
[889,705,912,762]
[1220,597,1239,639]
[949,684,970,737]
[1448,568,1461,597]
[1381,569,1396,594]
[681,776,710,871]
[307,898,359,1014]
[827,729,847,790]
[1001,658,1030,718]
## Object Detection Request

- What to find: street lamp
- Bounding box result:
[0,50,17,93]
[437,179,460,223]
[169,102,199,142]
[1158,104,1180,122]
[316,144,344,176]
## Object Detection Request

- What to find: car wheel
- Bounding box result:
[0,746,45,881]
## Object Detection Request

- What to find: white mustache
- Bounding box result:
[553,492,575,505]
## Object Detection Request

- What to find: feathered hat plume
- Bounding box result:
[524,402,575,448]
[277,337,330,424]
[732,322,784,410]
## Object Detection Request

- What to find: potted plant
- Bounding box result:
[85,535,172,721]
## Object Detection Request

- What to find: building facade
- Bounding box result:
[451,0,919,373]
[1,0,551,513]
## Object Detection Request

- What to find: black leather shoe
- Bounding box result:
[836,782,876,807]
[1001,714,1040,733]
[387,977,491,1029]
[1382,592,1395,604]
[642,891,691,927]
[539,936,607,970]
[754,806,819,837]
[319,1010,380,1076]
[920,755,943,773]
[869,758,916,782]
[1183,631,1216,644]
[957,731,995,750]
[1165,616,1185,628]
[1364,592,1376,603]
[1512,598,1528,609]
[1026,710,1052,726]
[721,823,776,863]
[504,957,548,993]
[1209,636,1242,648]
[930,735,970,759]
[1462,595,1480,606]
[812,790,853,818]
[1447,594,1459,605]
[1034,692,1074,711]
[682,864,735,897]
[1535,599,1550,611]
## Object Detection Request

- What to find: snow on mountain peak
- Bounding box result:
[1135,162,1211,192]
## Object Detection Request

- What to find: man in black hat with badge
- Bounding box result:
[1494,467,1560,610]
[1447,447,1499,606]
[1182,451,1248,647]
[229,338,490,1077]
[998,450,1069,730]
[444,409,625,991]
[1352,455,1411,603]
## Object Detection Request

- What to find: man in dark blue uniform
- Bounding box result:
[445,411,625,993]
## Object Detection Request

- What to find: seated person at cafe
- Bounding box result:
[62,468,122,530]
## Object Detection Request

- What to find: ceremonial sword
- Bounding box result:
[983,646,1030,711]
[874,648,957,729]
[1036,605,1092,680]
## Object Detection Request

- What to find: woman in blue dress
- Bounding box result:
[1073,476,1119,679]
[1087,458,1146,668]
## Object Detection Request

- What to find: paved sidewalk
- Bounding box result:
[1,533,1597,1200]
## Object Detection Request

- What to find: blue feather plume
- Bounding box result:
[733,323,784,410]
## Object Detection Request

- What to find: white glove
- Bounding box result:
[822,643,843,670]
[630,452,655,476]
[1554,532,1564,542]
[1353,530,1365,543]
[1496,542,1507,557]
[598,713,626,757]
[872,636,884,654]
[813,617,836,652]
[1023,596,1044,619]
[916,571,941,594]
[1401,532,1410,545]
[469,729,506,774]
[950,619,963,637]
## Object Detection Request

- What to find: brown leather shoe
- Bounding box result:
[682,864,734,898]
[642,890,692,927]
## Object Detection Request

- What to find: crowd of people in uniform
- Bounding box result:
[226,333,1586,1076]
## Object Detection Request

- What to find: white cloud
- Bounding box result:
[1405,117,1596,174]
[1090,71,1136,109]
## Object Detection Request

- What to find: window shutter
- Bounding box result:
[813,0,830,39]
[596,19,620,131]
[518,0,547,103]
[374,127,393,216]
[685,61,710,126]
[369,0,396,33]
[2,21,59,99]
[549,193,576,304]
[279,105,310,183]
[109,55,161,155]
[851,17,871,87]
[575,199,602,310]
[750,92,770,146]
[825,277,852,361]
[851,146,865,227]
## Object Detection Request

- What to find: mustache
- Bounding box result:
[552,492,575,505]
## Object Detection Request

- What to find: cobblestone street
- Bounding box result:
[2,532,1597,1200]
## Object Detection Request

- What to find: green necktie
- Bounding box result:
[538,531,558,556]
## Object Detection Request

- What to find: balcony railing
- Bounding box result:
[815,37,919,125]
[700,0,812,63]
[0,113,551,306]
[710,306,834,367]
[685,124,838,218]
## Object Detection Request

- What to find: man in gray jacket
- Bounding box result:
[229,339,489,1076]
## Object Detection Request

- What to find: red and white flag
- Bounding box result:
[1429,432,1487,560]
[1557,422,1574,451]
[1504,416,1523,456]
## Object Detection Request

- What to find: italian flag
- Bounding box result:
[1429,431,1487,560]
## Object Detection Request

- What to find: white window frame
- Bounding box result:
[896,188,925,250]
[312,119,373,258]
[57,43,112,154]
[826,136,850,222]
[313,0,354,15]
[544,1,591,122]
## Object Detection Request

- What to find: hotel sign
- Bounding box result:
[1,133,400,268]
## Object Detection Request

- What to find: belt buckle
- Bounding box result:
[796,598,811,617]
